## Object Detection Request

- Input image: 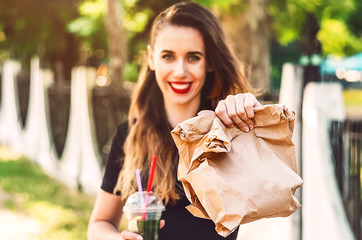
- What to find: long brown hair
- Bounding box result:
[115,2,254,204]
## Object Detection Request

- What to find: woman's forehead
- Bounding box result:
[153,25,205,53]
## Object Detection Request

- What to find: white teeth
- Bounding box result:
[170,82,190,90]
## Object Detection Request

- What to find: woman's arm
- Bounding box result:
[88,189,143,240]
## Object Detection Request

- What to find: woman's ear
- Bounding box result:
[147,45,155,71]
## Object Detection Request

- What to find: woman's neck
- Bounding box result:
[164,99,201,128]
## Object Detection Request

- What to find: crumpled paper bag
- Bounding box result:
[171,104,303,237]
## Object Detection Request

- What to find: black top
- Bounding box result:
[101,122,239,240]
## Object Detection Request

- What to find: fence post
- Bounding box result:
[58,66,102,194]
[0,60,21,147]
[21,57,58,175]
[302,82,354,240]
[347,120,361,240]
[78,67,103,194]
[279,63,304,240]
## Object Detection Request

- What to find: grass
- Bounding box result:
[343,89,362,119]
[0,147,95,240]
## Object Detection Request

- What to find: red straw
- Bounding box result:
[142,155,157,220]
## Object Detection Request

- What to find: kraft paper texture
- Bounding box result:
[171,104,303,237]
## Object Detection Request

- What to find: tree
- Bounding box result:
[105,0,126,85]
[0,0,81,81]
[67,0,109,67]
[218,0,270,93]
[269,0,362,57]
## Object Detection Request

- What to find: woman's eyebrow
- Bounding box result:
[161,50,174,54]
[160,50,204,56]
[188,51,204,56]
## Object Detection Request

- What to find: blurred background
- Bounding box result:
[0,0,361,239]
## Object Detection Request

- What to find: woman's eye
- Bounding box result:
[162,54,174,61]
[188,55,201,62]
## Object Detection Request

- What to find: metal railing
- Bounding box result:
[330,119,362,240]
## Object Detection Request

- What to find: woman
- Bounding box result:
[88,2,262,240]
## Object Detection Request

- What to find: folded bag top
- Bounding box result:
[171,104,303,237]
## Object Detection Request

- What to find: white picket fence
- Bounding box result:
[0,57,102,195]
[280,64,355,240]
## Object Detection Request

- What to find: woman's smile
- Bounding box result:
[168,81,193,94]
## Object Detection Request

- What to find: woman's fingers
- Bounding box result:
[225,96,251,131]
[215,93,262,132]
[215,100,234,128]
[234,94,255,130]
[160,219,165,229]
[120,230,143,240]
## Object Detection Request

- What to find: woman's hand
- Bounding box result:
[120,230,143,240]
[120,220,165,240]
[215,93,262,132]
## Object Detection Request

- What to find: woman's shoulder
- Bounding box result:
[108,121,129,151]
[101,121,130,193]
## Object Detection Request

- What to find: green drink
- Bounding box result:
[129,217,160,240]
[124,192,165,240]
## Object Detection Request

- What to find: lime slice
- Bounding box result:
[128,216,142,233]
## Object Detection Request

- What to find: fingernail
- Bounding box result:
[137,237,143,240]
[249,124,253,130]
[243,126,249,132]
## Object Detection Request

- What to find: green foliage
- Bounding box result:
[318,19,362,57]
[67,0,106,39]
[67,0,108,65]
[269,0,362,57]
[122,0,153,38]
[192,0,245,13]
[68,17,99,37]
[0,150,95,240]
[347,1,362,36]
[122,62,140,82]
[0,0,109,69]
[0,0,80,63]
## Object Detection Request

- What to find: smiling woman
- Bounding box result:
[88,2,262,240]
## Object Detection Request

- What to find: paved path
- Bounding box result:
[0,208,41,240]
[237,217,292,240]
[1,207,294,240]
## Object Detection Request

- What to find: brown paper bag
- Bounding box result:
[171,104,303,237]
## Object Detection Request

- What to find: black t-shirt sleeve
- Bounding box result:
[100,122,129,194]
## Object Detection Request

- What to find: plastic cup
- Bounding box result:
[123,191,165,240]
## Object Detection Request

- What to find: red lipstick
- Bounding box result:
[169,82,192,94]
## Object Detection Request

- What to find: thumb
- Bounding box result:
[197,110,213,116]
[120,230,143,240]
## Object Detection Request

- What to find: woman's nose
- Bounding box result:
[173,59,187,77]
